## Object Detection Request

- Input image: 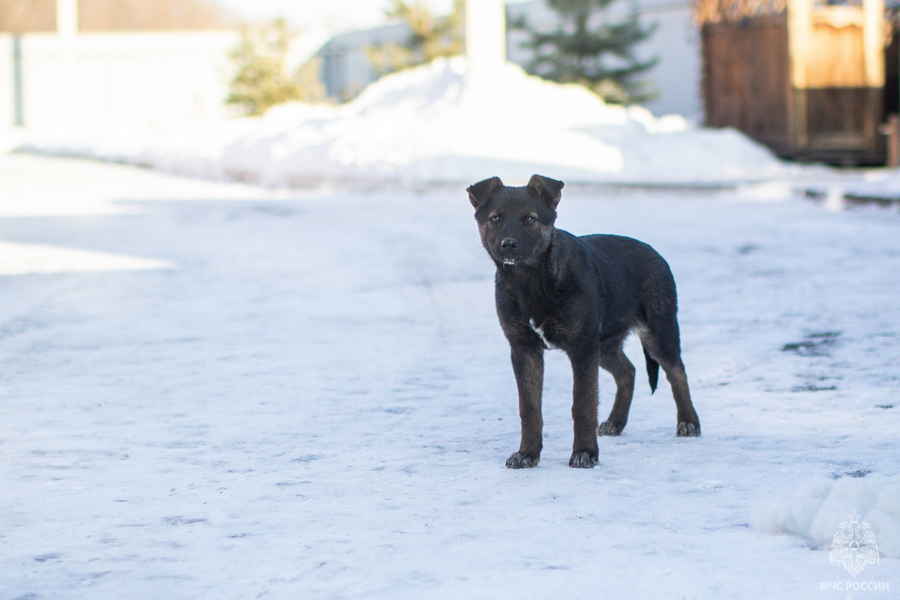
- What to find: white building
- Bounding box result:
[507,0,702,119]
[0,31,238,129]
[318,22,410,101]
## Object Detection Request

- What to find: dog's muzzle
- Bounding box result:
[499,238,519,266]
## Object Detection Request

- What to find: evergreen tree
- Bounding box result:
[513,0,658,104]
[367,0,465,75]
[227,18,325,116]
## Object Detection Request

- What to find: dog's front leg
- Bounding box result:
[569,352,600,468]
[506,343,544,468]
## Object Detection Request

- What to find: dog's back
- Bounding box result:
[577,234,678,332]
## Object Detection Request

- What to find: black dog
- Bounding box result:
[467,175,701,469]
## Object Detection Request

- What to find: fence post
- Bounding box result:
[886,114,899,167]
[57,0,79,38]
[12,35,24,127]
[787,0,811,148]
[466,0,506,84]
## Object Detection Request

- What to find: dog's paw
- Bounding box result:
[676,421,701,437]
[506,452,540,469]
[598,421,625,436]
[568,450,598,468]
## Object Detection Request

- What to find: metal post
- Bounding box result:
[12,35,24,127]
[57,0,79,38]
[466,0,506,81]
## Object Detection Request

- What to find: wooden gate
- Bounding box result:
[699,0,888,164]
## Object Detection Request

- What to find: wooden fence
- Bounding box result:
[700,0,888,164]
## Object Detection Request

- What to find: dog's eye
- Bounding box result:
[489,214,502,224]
[523,215,537,225]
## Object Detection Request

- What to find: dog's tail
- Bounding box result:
[643,346,659,394]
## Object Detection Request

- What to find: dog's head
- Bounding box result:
[467,174,564,269]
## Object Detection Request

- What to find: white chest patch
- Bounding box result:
[529,318,555,348]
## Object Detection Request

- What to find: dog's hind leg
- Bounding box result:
[640,317,701,437]
[597,336,635,437]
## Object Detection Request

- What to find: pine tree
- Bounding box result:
[227,18,325,116]
[513,0,658,104]
[367,0,466,76]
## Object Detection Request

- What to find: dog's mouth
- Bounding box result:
[502,257,517,266]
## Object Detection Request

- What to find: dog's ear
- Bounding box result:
[527,174,565,209]
[466,176,503,209]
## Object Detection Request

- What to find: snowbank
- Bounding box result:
[752,475,900,558]
[14,57,786,186]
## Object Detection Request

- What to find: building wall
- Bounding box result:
[507,0,702,119]
[640,3,702,120]
[1,31,238,129]
[319,23,409,100]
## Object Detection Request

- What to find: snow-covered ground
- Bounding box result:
[2,154,898,599]
[11,58,789,187]
[841,170,900,202]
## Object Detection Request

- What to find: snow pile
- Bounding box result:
[16,57,786,186]
[752,476,900,558]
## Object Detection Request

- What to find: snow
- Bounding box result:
[2,153,898,598]
[842,170,900,201]
[0,241,171,276]
[13,58,788,187]
[753,476,900,559]
[795,168,900,206]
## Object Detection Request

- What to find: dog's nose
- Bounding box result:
[500,237,517,249]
